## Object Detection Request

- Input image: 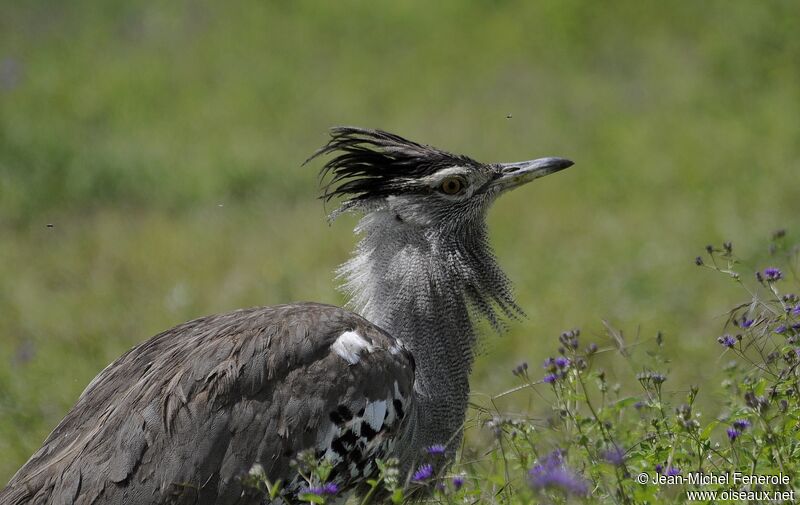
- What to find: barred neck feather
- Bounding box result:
[339,209,521,339]
[338,207,522,458]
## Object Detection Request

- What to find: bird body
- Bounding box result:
[0,128,571,504]
[2,304,414,504]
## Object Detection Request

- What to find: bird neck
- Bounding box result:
[338,210,519,453]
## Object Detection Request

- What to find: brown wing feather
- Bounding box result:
[0,303,414,505]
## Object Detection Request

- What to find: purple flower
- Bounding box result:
[543,373,558,384]
[452,475,465,491]
[741,319,754,329]
[427,444,446,456]
[650,373,667,384]
[718,335,736,348]
[727,427,740,442]
[602,445,626,466]
[666,467,681,477]
[554,357,570,368]
[412,464,434,482]
[302,482,340,496]
[775,325,787,334]
[733,419,750,431]
[763,267,783,281]
[529,466,589,496]
[655,463,663,474]
[528,451,588,497]
[793,305,800,317]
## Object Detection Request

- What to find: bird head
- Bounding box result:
[309,127,573,230]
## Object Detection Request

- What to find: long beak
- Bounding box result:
[491,157,573,192]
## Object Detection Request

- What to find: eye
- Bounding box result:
[439,176,465,195]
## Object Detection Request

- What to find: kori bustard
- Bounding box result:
[1,127,572,504]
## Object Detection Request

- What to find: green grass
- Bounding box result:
[1,0,799,485]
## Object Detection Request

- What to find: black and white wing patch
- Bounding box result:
[313,329,412,482]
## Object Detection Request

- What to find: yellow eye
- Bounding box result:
[440,176,464,195]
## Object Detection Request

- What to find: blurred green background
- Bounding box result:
[1,0,799,483]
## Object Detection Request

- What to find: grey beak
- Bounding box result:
[492,157,573,192]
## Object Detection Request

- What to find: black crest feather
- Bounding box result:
[307,127,479,203]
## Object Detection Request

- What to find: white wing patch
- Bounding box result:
[331,330,373,365]
[317,422,341,452]
[363,400,387,431]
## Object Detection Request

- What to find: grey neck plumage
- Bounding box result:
[338,209,519,470]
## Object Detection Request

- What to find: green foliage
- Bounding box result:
[405,233,799,504]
